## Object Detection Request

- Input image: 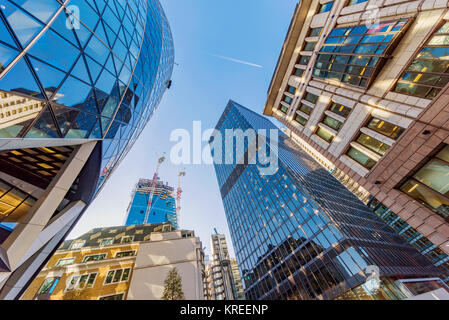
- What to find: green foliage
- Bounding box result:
[162,267,185,300]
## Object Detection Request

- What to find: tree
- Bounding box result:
[162,267,185,300]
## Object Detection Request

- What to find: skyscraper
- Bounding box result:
[0,0,174,299]
[211,100,446,300]
[124,178,177,228]
[264,0,449,261]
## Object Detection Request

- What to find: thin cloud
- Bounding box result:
[210,54,263,69]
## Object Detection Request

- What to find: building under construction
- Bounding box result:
[124,178,178,228]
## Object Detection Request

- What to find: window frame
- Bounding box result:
[103,267,132,285]
[55,257,75,267]
[82,253,107,263]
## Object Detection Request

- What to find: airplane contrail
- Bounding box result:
[210,54,263,69]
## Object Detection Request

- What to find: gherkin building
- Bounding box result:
[0,0,174,299]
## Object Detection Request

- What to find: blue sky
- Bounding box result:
[69,0,299,257]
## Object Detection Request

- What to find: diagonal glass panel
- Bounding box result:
[49,7,79,47]
[1,1,44,47]
[70,56,91,84]
[25,105,60,138]
[0,42,18,74]
[27,28,80,72]
[65,111,97,138]
[28,57,67,97]
[84,55,103,84]
[85,34,109,66]
[81,89,99,114]
[0,57,43,96]
[95,67,116,95]
[89,118,102,138]
[104,53,117,77]
[51,104,80,137]
[11,0,61,24]
[93,0,107,15]
[0,16,17,48]
[52,76,91,108]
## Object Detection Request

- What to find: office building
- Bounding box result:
[0,0,174,299]
[21,223,206,300]
[230,258,245,300]
[264,0,449,258]
[211,100,447,300]
[124,177,177,228]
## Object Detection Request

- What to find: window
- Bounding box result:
[66,273,97,290]
[299,103,312,115]
[328,102,351,117]
[69,240,85,250]
[318,1,334,13]
[100,238,114,246]
[316,127,335,143]
[304,41,317,51]
[366,118,404,139]
[294,68,305,77]
[82,253,107,263]
[104,268,131,284]
[400,145,449,221]
[37,278,59,295]
[115,250,136,258]
[323,115,342,131]
[283,95,293,105]
[280,105,289,114]
[347,147,377,169]
[99,293,124,300]
[294,114,307,126]
[287,86,296,94]
[304,92,319,104]
[309,28,322,37]
[394,22,449,98]
[121,236,133,244]
[298,55,311,66]
[313,20,408,88]
[356,133,390,155]
[55,257,75,267]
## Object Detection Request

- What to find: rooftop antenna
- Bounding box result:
[144,152,166,224]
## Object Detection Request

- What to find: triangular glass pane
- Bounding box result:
[1,2,44,47]
[103,5,120,34]
[94,0,107,15]
[104,53,117,77]
[65,111,97,138]
[85,55,103,84]
[85,35,109,66]
[104,119,119,139]
[70,56,91,84]
[27,29,80,72]
[101,93,120,119]
[49,8,79,48]
[14,0,62,24]
[0,17,18,48]
[0,43,19,74]
[53,76,91,108]
[102,20,117,47]
[74,21,94,49]
[93,20,110,48]
[81,89,99,114]
[51,104,80,137]
[28,57,67,97]
[25,105,60,138]
[89,119,102,138]
[95,68,116,95]
[0,57,43,97]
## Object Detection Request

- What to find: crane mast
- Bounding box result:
[143,155,166,224]
[176,170,186,228]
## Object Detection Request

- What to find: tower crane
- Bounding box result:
[176,170,186,228]
[143,153,166,224]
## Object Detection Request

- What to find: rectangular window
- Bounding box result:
[367,118,404,139]
[69,240,85,250]
[280,105,289,114]
[37,278,59,295]
[294,114,307,126]
[400,145,449,220]
[394,22,449,99]
[99,293,124,300]
[313,20,408,88]
[55,257,75,267]
[66,273,97,290]
[304,92,318,104]
[287,86,296,95]
[104,268,132,284]
[121,236,133,244]
[298,55,311,66]
[294,68,305,77]
[299,103,312,115]
[309,28,322,37]
[115,250,136,258]
[82,253,107,263]
[316,127,335,143]
[328,102,351,117]
[356,133,390,155]
[100,238,114,246]
[347,147,377,169]
[318,1,334,13]
[323,116,342,131]
[283,95,293,105]
[304,41,317,51]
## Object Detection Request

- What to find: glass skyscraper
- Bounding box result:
[211,100,446,300]
[0,0,173,299]
[124,178,177,228]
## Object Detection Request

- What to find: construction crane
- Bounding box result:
[143,153,166,224]
[176,170,186,228]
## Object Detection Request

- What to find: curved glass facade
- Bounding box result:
[0,0,174,190]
